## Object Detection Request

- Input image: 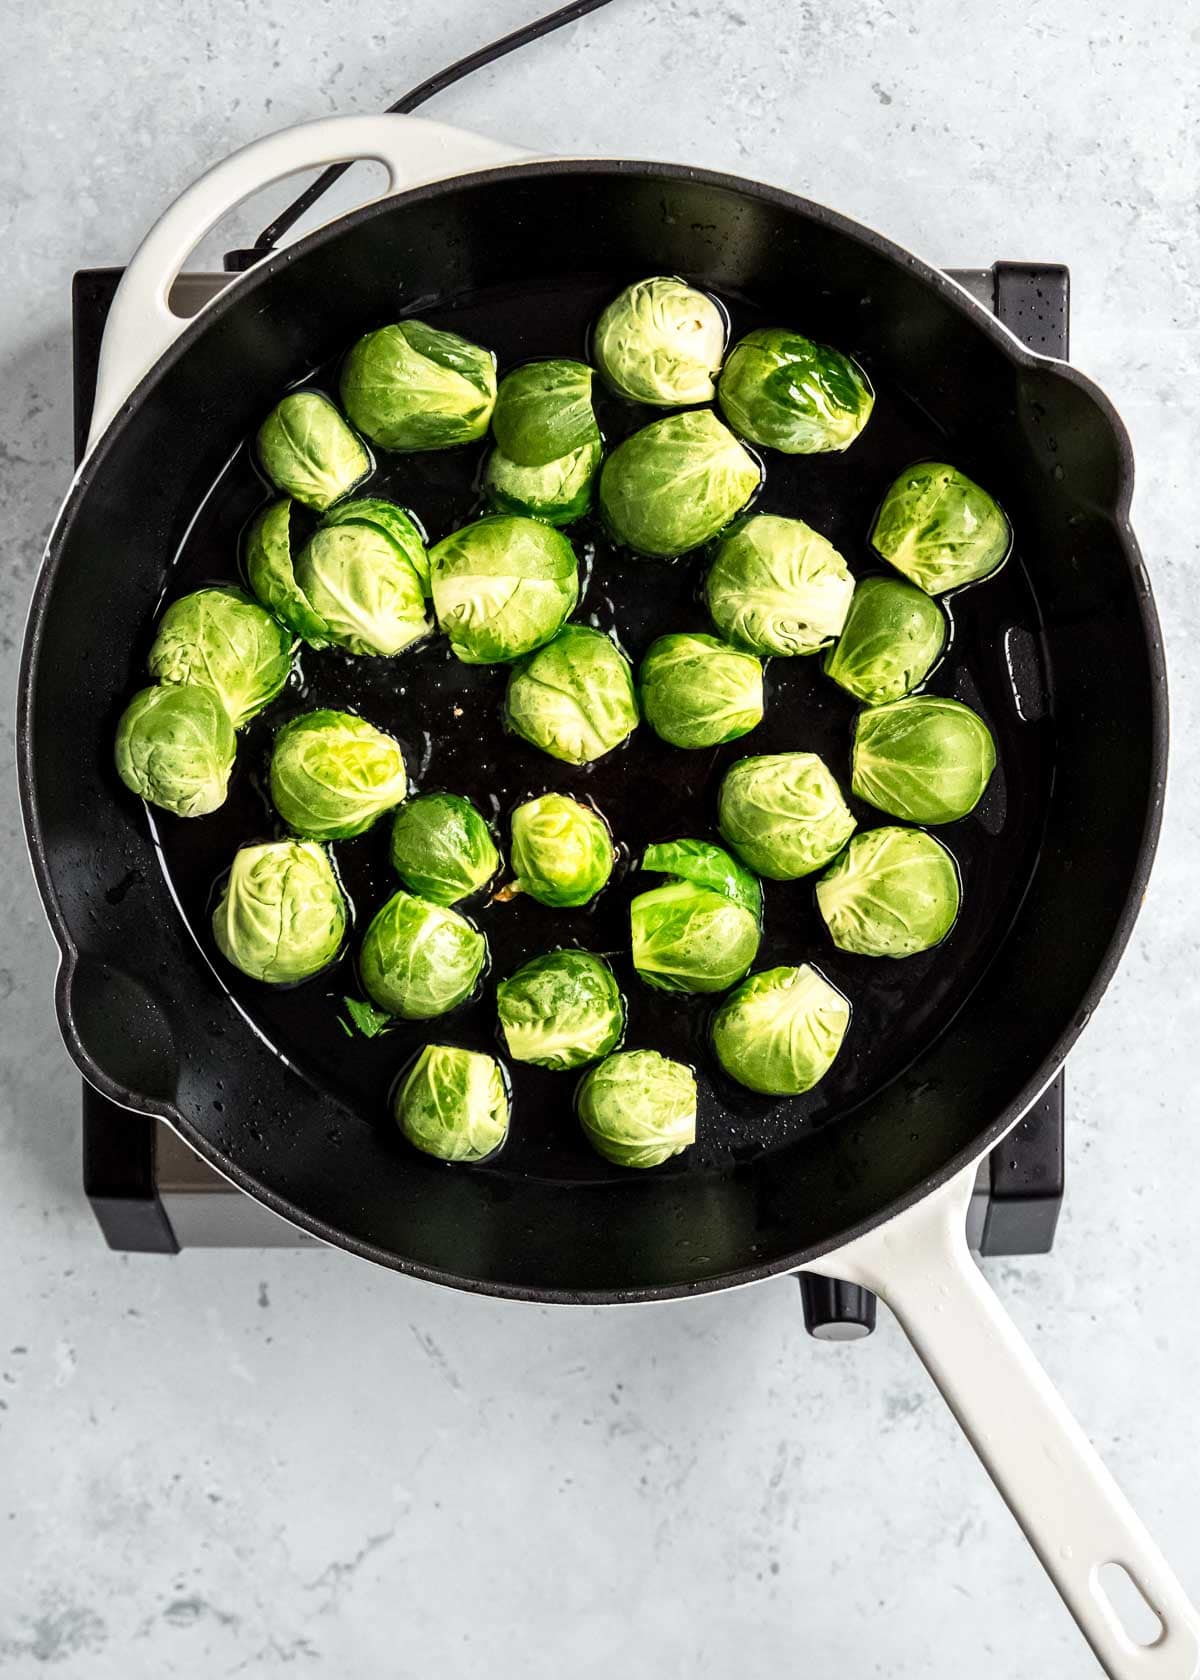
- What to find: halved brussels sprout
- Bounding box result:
[491,359,599,466]
[641,838,761,921]
[576,1049,697,1168]
[497,950,625,1071]
[593,276,726,407]
[389,793,500,906]
[295,522,431,657]
[319,496,431,595]
[430,516,579,665]
[148,587,293,730]
[244,499,331,647]
[871,462,1011,594]
[631,880,760,995]
[718,752,855,879]
[717,328,873,454]
[360,890,487,1019]
[706,515,854,657]
[712,964,850,1095]
[114,684,236,818]
[852,696,996,824]
[823,576,946,704]
[640,633,764,750]
[506,627,639,765]
[256,390,370,510]
[505,794,613,908]
[599,410,759,558]
[816,826,961,956]
[340,320,497,452]
[394,1045,509,1162]
[212,839,347,984]
[483,438,601,527]
[269,709,407,841]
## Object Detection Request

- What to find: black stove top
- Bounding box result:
[72,260,1068,1330]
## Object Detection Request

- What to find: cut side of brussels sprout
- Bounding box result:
[706,514,854,657]
[871,462,1011,595]
[718,752,856,879]
[712,964,850,1095]
[360,890,487,1020]
[852,696,996,824]
[631,880,760,995]
[599,410,760,558]
[505,794,614,908]
[491,359,599,467]
[718,328,873,454]
[340,320,497,452]
[114,683,236,819]
[212,839,347,984]
[576,1049,697,1168]
[497,950,625,1070]
[256,390,371,511]
[269,709,408,841]
[640,633,764,750]
[824,576,947,704]
[430,516,579,665]
[243,499,331,647]
[394,1045,509,1162]
[506,626,639,765]
[319,496,431,596]
[295,522,431,657]
[482,438,601,527]
[593,277,726,407]
[816,827,961,957]
[148,587,294,730]
[389,793,500,906]
[641,838,762,921]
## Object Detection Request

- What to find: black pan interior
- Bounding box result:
[22,164,1163,1298]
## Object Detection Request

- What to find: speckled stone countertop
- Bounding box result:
[1,1,1197,1673]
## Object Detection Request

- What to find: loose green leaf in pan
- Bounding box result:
[394,1045,510,1162]
[212,839,347,984]
[718,328,873,454]
[576,1049,697,1168]
[114,684,236,819]
[599,410,759,558]
[639,632,764,750]
[497,950,625,1071]
[593,276,727,407]
[712,964,850,1095]
[871,462,1010,595]
[340,320,497,452]
[389,793,500,906]
[706,514,855,657]
[256,390,371,511]
[269,709,407,842]
[718,752,856,879]
[851,696,996,824]
[506,627,639,766]
[824,575,946,705]
[360,891,487,1020]
[148,587,293,730]
[816,827,961,957]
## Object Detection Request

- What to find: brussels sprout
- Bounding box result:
[243,499,331,647]
[712,964,850,1095]
[212,839,347,983]
[640,633,764,750]
[718,752,855,879]
[506,627,639,765]
[256,390,371,511]
[319,496,431,595]
[816,826,961,956]
[823,576,946,705]
[269,709,407,841]
[340,320,497,452]
[491,359,599,466]
[706,515,854,657]
[360,890,487,1019]
[505,794,613,908]
[483,439,601,527]
[114,684,236,818]
[852,696,996,824]
[576,1049,697,1168]
[641,838,762,921]
[631,881,760,995]
[593,277,726,406]
[871,462,1011,594]
[148,587,293,729]
[295,523,431,657]
[497,950,625,1070]
[717,328,873,454]
[430,517,579,665]
[599,410,759,558]
[394,1045,509,1162]
[389,793,499,905]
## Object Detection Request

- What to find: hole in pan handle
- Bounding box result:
[802,1166,1200,1678]
[85,113,530,457]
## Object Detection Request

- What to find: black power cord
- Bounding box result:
[225,0,619,271]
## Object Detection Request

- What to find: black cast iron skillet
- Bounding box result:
[17,118,1195,1672]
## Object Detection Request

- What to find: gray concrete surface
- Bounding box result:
[2,0,1198,1673]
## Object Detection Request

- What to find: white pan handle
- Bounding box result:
[806,1166,1200,1677]
[87,114,529,455]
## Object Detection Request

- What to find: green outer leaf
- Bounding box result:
[717,328,873,454]
[339,320,497,452]
[711,964,850,1095]
[630,879,760,995]
[508,794,613,907]
[211,839,347,984]
[256,390,370,510]
[505,626,639,765]
[343,997,391,1038]
[639,632,764,750]
[243,499,332,647]
[705,514,855,657]
[496,950,625,1071]
[641,838,762,922]
[269,708,407,841]
[389,793,500,905]
[851,696,996,824]
[295,523,431,657]
[492,360,599,467]
[823,576,946,704]
[598,410,760,558]
[816,826,961,957]
[148,586,294,730]
[114,683,236,819]
[360,890,487,1020]
[393,1044,509,1162]
[871,461,1011,595]
[593,277,726,407]
[575,1049,697,1168]
[319,497,431,595]
[429,516,579,666]
[718,751,856,880]
[482,439,600,526]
